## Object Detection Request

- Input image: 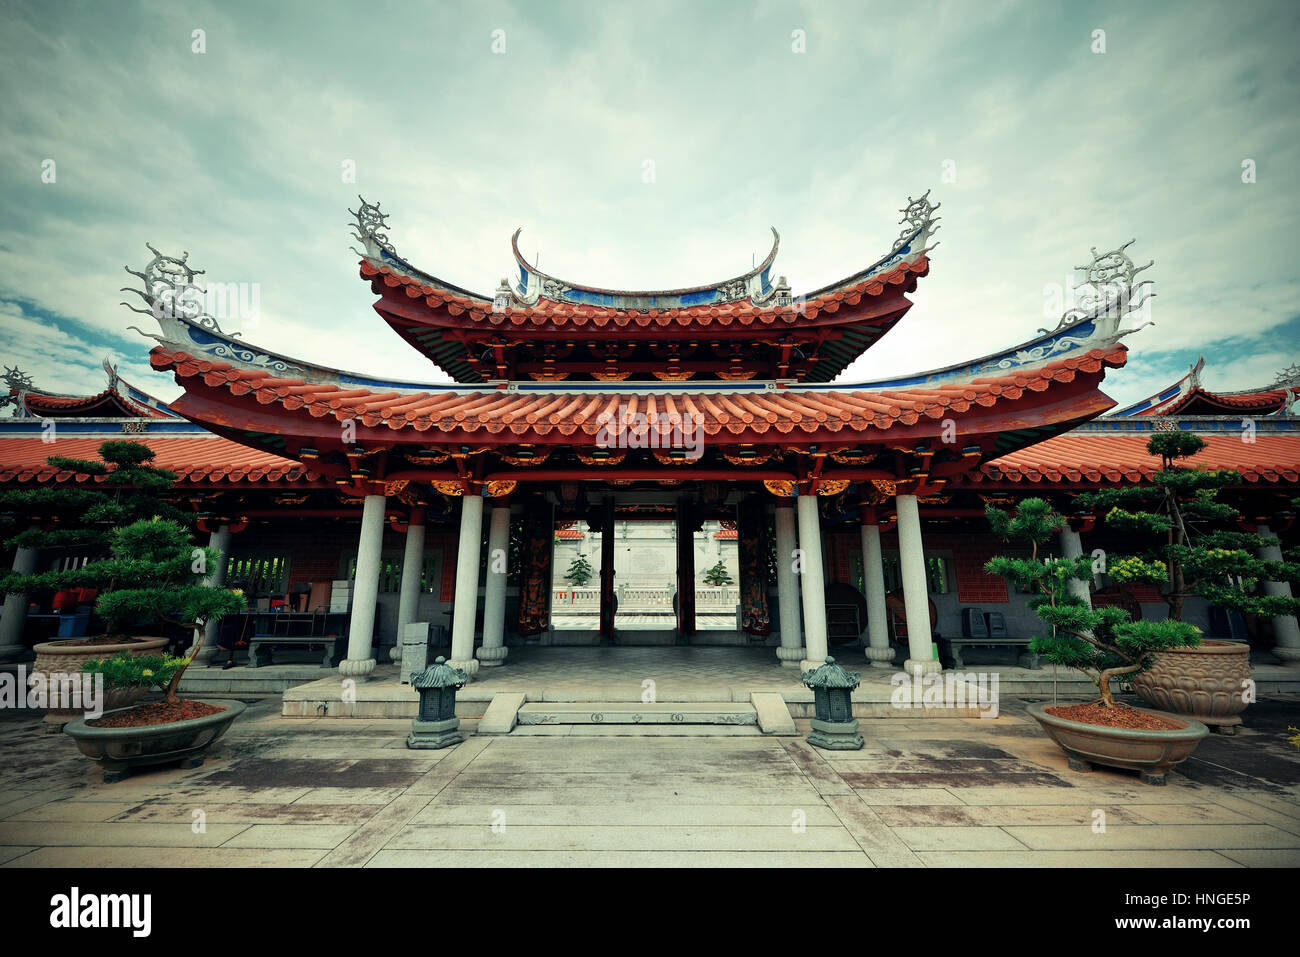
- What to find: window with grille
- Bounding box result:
[874,552,950,594]
[224,554,289,597]
[346,554,438,593]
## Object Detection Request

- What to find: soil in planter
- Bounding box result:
[88,700,227,728]
[1046,702,1187,731]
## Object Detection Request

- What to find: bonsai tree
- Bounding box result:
[81,653,190,695]
[703,560,734,586]
[985,497,1201,707]
[564,554,594,588]
[1076,432,1300,623]
[70,518,243,703]
[0,440,188,610]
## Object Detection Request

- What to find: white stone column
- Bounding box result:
[1058,526,1093,608]
[340,494,386,680]
[897,494,940,674]
[795,493,828,671]
[861,519,892,667]
[774,502,804,667]
[0,546,38,663]
[187,525,231,665]
[477,501,511,667]
[393,509,426,664]
[448,492,484,679]
[1258,524,1300,665]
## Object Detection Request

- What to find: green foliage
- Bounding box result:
[86,519,244,635]
[984,497,1064,548]
[81,653,190,691]
[1147,430,1206,464]
[985,499,1201,705]
[1086,433,1300,622]
[564,554,593,587]
[0,440,186,556]
[703,560,734,586]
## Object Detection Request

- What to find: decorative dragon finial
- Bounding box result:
[892,189,941,252]
[1274,362,1300,388]
[1040,239,1155,335]
[120,243,235,342]
[1,365,35,417]
[101,356,120,391]
[348,195,398,260]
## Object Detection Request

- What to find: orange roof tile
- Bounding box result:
[973,432,1300,485]
[360,257,929,328]
[0,436,321,486]
[151,344,1125,441]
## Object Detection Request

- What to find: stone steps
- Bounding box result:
[516,701,758,727]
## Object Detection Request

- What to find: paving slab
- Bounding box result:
[3,846,330,868]
[0,822,250,848]
[1215,848,1300,867]
[891,825,1029,851]
[1003,823,1300,851]
[365,849,873,867]
[822,793,925,867]
[221,824,362,849]
[408,803,843,827]
[385,823,861,852]
[873,804,1151,827]
[913,849,1241,868]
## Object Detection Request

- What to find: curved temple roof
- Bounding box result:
[1113,356,1299,417]
[3,358,178,420]
[511,227,782,310]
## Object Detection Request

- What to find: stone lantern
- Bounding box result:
[800,656,864,750]
[406,656,468,749]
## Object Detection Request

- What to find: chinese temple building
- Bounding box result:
[2,194,1298,678]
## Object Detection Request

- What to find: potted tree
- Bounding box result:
[61,516,246,782]
[985,498,1208,785]
[564,554,593,589]
[1076,432,1300,733]
[0,441,191,728]
[703,560,735,587]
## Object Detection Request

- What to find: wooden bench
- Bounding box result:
[940,636,1040,670]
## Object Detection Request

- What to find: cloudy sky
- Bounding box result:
[1,0,1297,408]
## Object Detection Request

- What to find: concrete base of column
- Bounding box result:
[1272,646,1300,666]
[800,658,826,673]
[476,646,508,667]
[338,658,376,680]
[447,658,480,680]
[775,645,805,668]
[864,645,895,668]
[903,658,942,675]
[0,643,30,664]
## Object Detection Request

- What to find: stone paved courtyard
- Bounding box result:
[2,692,1298,867]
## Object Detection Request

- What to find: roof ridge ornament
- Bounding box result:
[121,245,309,380]
[101,356,120,392]
[349,195,399,260]
[2,365,35,418]
[1038,239,1155,337]
[120,243,236,340]
[892,189,941,253]
[1274,362,1300,388]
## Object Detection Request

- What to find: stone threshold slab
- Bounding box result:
[516,702,758,726]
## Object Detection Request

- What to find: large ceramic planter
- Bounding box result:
[30,636,169,729]
[1027,703,1208,785]
[64,698,246,783]
[1131,640,1252,734]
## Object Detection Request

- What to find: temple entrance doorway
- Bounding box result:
[549,516,741,644]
